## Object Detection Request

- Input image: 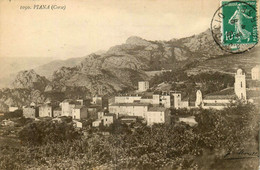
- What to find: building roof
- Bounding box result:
[189,101,196,107]
[53,107,62,111]
[247,89,260,98]
[204,103,227,106]
[148,107,167,112]
[62,99,80,105]
[115,95,140,97]
[204,95,236,100]
[119,115,138,119]
[93,119,102,123]
[39,103,52,107]
[204,88,236,100]
[140,92,154,99]
[104,113,115,117]
[110,103,150,106]
[74,105,86,109]
[23,106,36,109]
[252,65,260,70]
[141,96,153,99]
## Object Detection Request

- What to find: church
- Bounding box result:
[194,68,259,110]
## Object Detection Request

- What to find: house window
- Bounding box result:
[241,82,243,88]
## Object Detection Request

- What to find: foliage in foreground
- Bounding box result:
[0,103,258,170]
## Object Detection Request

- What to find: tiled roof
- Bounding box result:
[148,107,167,112]
[62,99,81,105]
[205,88,235,96]
[120,116,138,119]
[110,103,150,106]
[74,105,86,109]
[104,113,115,117]
[189,101,196,107]
[247,89,260,98]
[204,103,227,106]
[53,107,61,111]
[204,95,236,100]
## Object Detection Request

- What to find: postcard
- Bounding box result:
[0,0,259,169]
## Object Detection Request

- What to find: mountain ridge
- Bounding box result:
[2,28,259,112]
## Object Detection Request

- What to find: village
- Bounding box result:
[2,66,260,130]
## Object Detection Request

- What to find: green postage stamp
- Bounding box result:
[211,0,258,53]
[222,0,258,45]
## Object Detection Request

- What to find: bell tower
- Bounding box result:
[195,90,203,107]
[234,69,246,100]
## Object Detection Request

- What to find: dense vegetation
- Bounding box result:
[18,120,81,145]
[0,102,258,169]
[150,71,235,100]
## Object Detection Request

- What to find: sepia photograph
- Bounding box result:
[0,0,259,169]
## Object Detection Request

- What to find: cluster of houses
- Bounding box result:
[195,66,260,109]
[6,65,259,128]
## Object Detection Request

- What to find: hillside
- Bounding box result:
[187,45,260,75]
[12,70,50,91]
[0,28,259,111]
[46,36,207,94]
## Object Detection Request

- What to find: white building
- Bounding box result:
[146,107,170,126]
[9,106,18,112]
[194,69,247,110]
[92,95,103,105]
[53,107,62,117]
[160,94,171,108]
[234,69,246,100]
[251,65,260,80]
[103,114,115,126]
[109,103,150,118]
[73,120,83,128]
[60,99,78,117]
[39,104,52,117]
[72,105,88,120]
[92,120,102,127]
[115,95,142,103]
[170,92,182,109]
[23,106,38,118]
[179,116,197,126]
[138,81,149,92]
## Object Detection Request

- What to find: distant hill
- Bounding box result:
[0,57,55,88]
[34,57,85,78]
[186,45,260,75]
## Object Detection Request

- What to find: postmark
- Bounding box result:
[211,0,258,54]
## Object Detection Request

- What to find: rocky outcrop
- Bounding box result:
[178,28,226,57]
[12,70,49,91]
[0,88,46,112]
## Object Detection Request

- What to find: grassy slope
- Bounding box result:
[187,45,260,75]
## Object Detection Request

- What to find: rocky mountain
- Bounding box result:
[12,70,50,91]
[1,28,258,111]
[46,35,205,95]
[177,28,226,57]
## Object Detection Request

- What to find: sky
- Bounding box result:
[0,0,221,59]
